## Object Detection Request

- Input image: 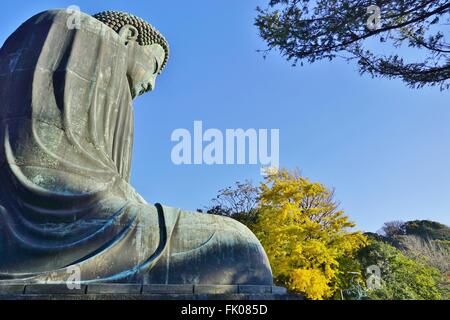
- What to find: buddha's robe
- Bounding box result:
[0,10,272,285]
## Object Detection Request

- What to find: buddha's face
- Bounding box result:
[122,26,166,98]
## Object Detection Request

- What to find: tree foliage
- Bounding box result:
[398,235,449,275]
[358,240,444,300]
[207,175,449,300]
[380,220,406,238]
[255,0,450,89]
[206,180,259,225]
[374,220,450,299]
[252,169,367,299]
[403,220,450,240]
[380,219,450,240]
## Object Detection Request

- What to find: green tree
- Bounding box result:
[358,240,443,300]
[402,220,450,240]
[255,0,450,89]
[374,220,450,299]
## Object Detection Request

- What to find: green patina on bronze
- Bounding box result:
[0,9,273,286]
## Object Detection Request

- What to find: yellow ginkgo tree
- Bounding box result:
[253,169,367,300]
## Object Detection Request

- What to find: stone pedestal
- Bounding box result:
[0,284,303,300]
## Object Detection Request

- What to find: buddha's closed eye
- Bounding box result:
[153,56,160,75]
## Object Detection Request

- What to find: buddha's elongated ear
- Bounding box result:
[119,25,139,45]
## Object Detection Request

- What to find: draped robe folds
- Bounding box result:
[0,10,272,285]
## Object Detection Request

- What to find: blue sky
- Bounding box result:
[1,1,449,232]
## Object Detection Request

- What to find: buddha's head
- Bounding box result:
[93,11,170,98]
